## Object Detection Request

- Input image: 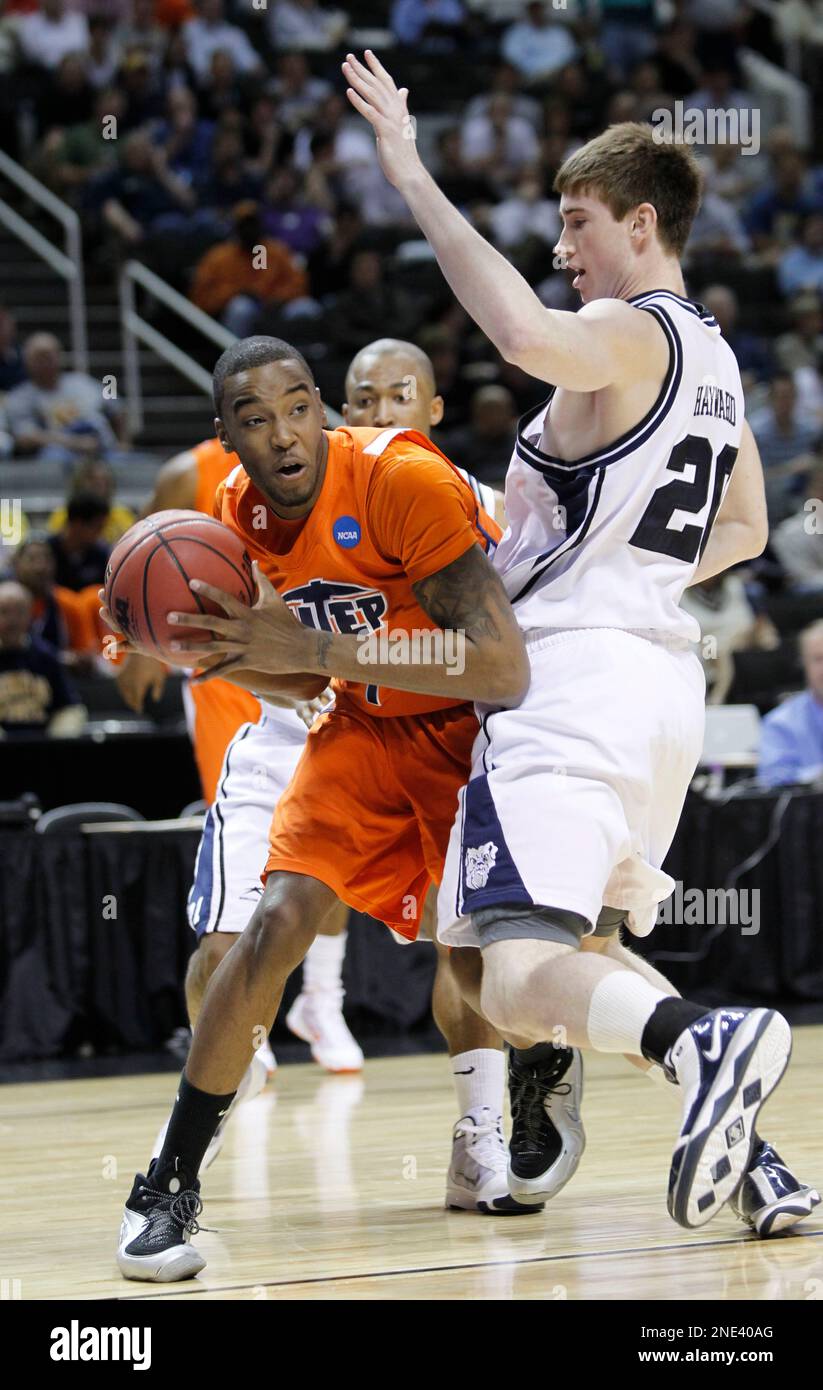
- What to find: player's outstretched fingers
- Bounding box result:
[188,576,250,617]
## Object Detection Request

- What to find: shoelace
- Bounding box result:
[455,1114,507,1168]
[510,1062,572,1150]
[139,1183,206,1237]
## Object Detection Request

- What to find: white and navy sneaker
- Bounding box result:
[117,1162,206,1283]
[666,1007,792,1229]
[731,1138,820,1237]
[507,1046,585,1205]
[446,1107,543,1215]
[151,1050,270,1172]
[286,990,364,1073]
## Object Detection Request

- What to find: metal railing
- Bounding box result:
[0,149,87,372]
[119,257,342,436]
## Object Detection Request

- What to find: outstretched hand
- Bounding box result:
[341,50,425,192]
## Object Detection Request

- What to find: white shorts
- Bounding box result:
[437,627,706,947]
[187,704,310,937]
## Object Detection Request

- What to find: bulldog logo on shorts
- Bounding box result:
[464,842,498,890]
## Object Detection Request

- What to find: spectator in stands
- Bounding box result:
[684,189,749,266]
[771,464,823,593]
[305,200,364,302]
[487,168,559,254]
[440,385,518,487]
[434,126,496,210]
[46,492,110,592]
[182,0,263,86]
[391,0,467,52]
[701,285,774,387]
[114,0,167,73]
[197,127,263,212]
[4,332,129,464]
[0,580,86,738]
[87,13,121,89]
[749,373,821,523]
[48,458,135,544]
[267,52,331,132]
[699,141,760,214]
[267,0,348,53]
[326,249,420,355]
[598,0,656,79]
[17,0,89,71]
[461,92,540,187]
[0,307,26,393]
[653,17,702,98]
[501,2,578,87]
[10,532,97,664]
[777,211,823,297]
[744,143,823,259]
[117,47,167,130]
[34,51,96,137]
[681,572,780,704]
[34,86,123,200]
[189,200,309,335]
[776,291,823,374]
[94,127,197,245]
[152,85,214,189]
[261,166,329,259]
[686,61,756,122]
[464,62,541,129]
[758,620,823,785]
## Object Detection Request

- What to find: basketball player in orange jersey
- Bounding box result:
[114,435,363,1079]
[113,335,531,1280]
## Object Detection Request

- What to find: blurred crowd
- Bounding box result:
[0,0,823,777]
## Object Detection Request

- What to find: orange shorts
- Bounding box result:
[264,699,478,939]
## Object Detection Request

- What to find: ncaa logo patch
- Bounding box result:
[333,515,361,548]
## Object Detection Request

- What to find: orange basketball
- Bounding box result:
[103,510,255,665]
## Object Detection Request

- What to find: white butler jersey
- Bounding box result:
[494,290,744,640]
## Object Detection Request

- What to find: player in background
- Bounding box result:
[115,436,361,1079]
[111,336,535,1280]
[344,52,815,1235]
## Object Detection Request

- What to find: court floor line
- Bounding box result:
[109,1226,823,1300]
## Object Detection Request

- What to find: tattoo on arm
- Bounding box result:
[412,544,512,645]
[314,631,334,670]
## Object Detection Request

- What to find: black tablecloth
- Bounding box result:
[1,789,822,1061]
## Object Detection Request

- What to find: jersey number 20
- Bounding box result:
[629,436,738,564]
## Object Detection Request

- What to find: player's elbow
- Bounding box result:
[479,643,530,707]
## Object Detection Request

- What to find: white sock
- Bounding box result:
[450,1048,504,1118]
[303,931,347,995]
[587,973,669,1056]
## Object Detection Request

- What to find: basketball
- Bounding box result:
[103,510,255,665]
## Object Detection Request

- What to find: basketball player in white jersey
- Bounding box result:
[151,338,536,1212]
[344,52,817,1232]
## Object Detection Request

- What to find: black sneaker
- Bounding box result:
[117,1161,207,1282]
[508,1046,586,1205]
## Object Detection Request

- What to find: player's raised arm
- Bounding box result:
[341,51,664,392]
[686,420,769,586]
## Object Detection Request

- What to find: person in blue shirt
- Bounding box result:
[758,621,823,786]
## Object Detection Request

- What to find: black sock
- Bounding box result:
[641,998,710,1067]
[152,1073,236,1191]
[512,1041,572,1067]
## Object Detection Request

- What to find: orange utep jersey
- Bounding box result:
[216,426,502,719]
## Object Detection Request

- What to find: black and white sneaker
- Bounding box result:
[507,1046,585,1205]
[666,1007,792,1229]
[117,1162,206,1282]
[731,1138,820,1238]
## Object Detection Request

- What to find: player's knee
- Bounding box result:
[251,889,315,972]
[186,932,235,990]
